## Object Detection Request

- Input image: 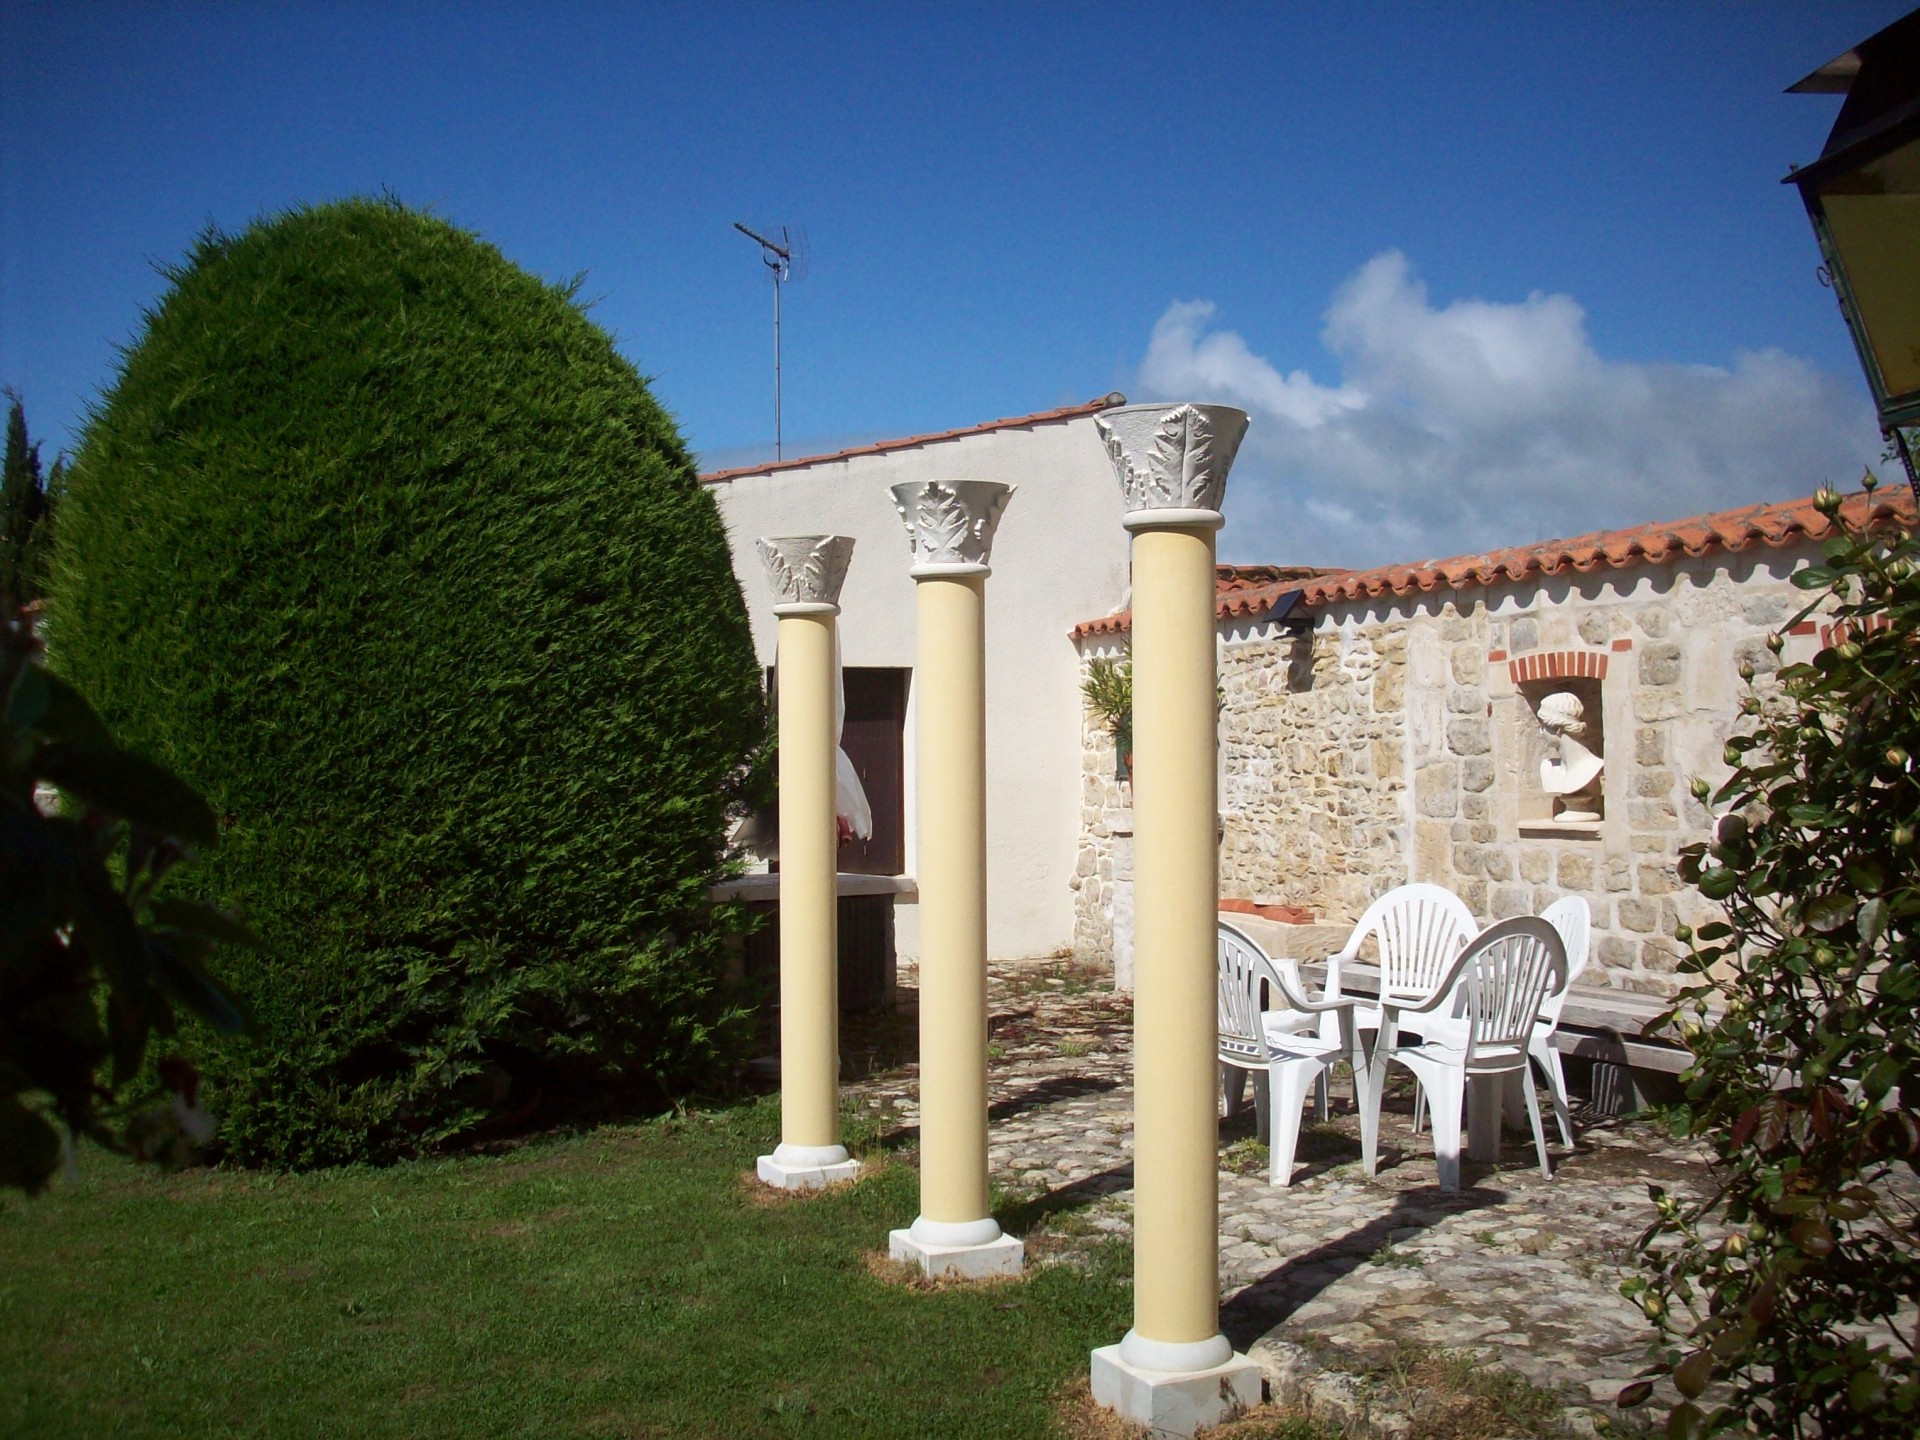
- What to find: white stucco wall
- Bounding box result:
[704,408,1132,961]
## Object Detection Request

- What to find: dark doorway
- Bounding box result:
[838,667,909,875]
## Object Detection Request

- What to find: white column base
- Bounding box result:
[756,1143,861,1191]
[1090,1342,1264,1437]
[888,1223,1025,1279]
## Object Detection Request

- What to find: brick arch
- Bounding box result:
[1506,648,1608,685]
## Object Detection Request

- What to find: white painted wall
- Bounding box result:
[705,410,1132,961]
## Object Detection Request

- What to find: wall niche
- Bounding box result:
[1516,674,1605,837]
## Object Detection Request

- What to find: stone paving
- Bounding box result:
[847,954,1714,1435]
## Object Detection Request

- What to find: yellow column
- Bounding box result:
[754,535,860,1191]
[887,479,1022,1276]
[1125,516,1229,1366]
[914,573,992,1231]
[1084,404,1258,1418]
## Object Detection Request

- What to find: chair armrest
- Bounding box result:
[1379,945,1479,1018]
[1271,960,1357,1014]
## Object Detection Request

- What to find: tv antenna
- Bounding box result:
[734,222,806,460]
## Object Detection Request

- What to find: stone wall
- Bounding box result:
[1076,545,1824,997]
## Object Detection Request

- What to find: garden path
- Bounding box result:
[844,954,1713,1436]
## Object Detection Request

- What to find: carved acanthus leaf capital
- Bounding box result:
[888,480,1014,573]
[1093,402,1250,516]
[757,534,855,611]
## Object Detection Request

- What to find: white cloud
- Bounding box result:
[1135,252,1883,568]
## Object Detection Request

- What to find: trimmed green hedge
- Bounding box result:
[50,199,764,1166]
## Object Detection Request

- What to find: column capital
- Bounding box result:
[1094,402,1249,525]
[889,480,1014,577]
[757,534,855,614]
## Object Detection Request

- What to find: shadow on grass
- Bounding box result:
[992,1159,1135,1236]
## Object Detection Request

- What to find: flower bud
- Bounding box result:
[1839,641,1863,662]
[1724,744,1743,768]
[1738,660,1757,682]
[1887,747,1908,768]
[1767,631,1785,654]
[1815,486,1842,515]
[1692,776,1714,799]
[1895,825,1915,849]
[1675,923,1693,943]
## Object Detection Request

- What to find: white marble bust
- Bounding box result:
[1538,690,1604,823]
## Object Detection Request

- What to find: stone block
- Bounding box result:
[1638,609,1670,639]
[1519,848,1552,883]
[1450,643,1483,685]
[1089,1344,1263,1437]
[1635,688,1684,723]
[1637,861,1677,896]
[1627,799,1677,829]
[1617,897,1659,933]
[1460,793,1489,820]
[1415,763,1459,818]
[1598,935,1636,972]
[1635,726,1665,765]
[1372,662,1405,712]
[1639,641,1683,687]
[1447,686,1484,713]
[1556,851,1594,890]
[1452,844,1484,876]
[1634,766,1675,798]
[1415,820,1450,879]
[1639,937,1683,972]
[1491,883,1532,919]
[1482,848,1513,881]
[1578,610,1613,646]
[1461,756,1494,792]
[889,1227,1024,1280]
[1459,879,1489,914]
[1511,616,1539,653]
[1447,717,1490,756]
[1606,856,1634,892]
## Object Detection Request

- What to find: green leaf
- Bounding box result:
[1698,868,1739,901]
[1856,896,1889,947]
[146,937,251,1036]
[148,897,266,952]
[1674,1349,1712,1399]
[34,744,217,846]
[1792,565,1838,591]
[1805,894,1856,933]
[10,667,113,749]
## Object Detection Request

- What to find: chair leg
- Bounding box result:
[1222,1063,1248,1119]
[1313,1070,1330,1123]
[1425,1068,1466,1192]
[1520,1064,1553,1180]
[1411,1082,1426,1134]
[1268,1063,1316,1187]
[1251,1071,1272,1145]
[1358,1047,1389,1178]
[1536,1043,1574,1147]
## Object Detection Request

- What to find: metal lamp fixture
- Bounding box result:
[1786,8,1920,499]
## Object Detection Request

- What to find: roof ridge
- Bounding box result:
[700,396,1123,483]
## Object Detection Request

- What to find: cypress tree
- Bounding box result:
[50,199,765,1166]
[1,393,51,602]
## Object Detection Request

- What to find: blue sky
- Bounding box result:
[1,2,1906,565]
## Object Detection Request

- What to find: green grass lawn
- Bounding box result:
[1,1099,1133,1439]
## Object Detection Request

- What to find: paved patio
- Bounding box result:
[845,954,1713,1436]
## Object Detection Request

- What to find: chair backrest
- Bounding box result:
[1536,896,1592,1028]
[1344,883,1477,1003]
[1453,917,1566,1068]
[1218,922,1280,1066]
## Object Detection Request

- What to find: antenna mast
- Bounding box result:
[734,222,793,461]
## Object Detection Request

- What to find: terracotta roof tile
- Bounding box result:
[1069,486,1917,639]
[700,396,1123,483]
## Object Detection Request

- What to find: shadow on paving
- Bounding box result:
[1220,1182,1509,1351]
[994,1160,1135,1234]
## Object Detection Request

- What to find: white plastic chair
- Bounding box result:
[1218,923,1369,1187]
[1360,916,1567,1191]
[1413,895,1593,1146]
[1333,883,1478,1029]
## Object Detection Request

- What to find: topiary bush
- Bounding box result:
[49,198,765,1167]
